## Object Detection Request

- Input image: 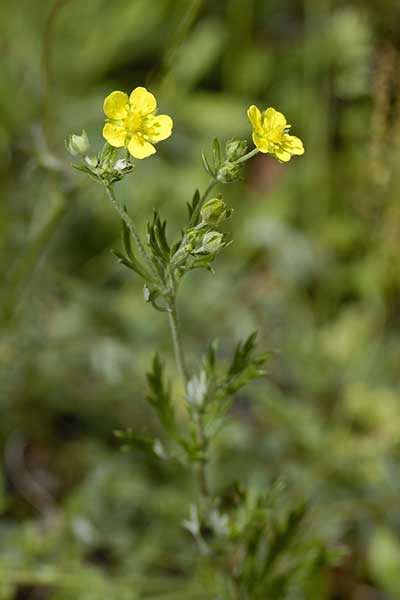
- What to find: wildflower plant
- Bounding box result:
[66,88,338,597]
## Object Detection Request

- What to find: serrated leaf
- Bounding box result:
[147,210,170,264]
[110,249,152,281]
[228,332,259,377]
[261,503,307,577]
[207,334,269,424]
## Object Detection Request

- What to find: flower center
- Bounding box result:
[266,126,284,144]
[125,112,143,133]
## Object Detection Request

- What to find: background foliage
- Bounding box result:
[1,0,400,597]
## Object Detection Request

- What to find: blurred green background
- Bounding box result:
[2,0,400,597]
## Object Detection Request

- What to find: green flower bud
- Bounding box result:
[181,228,201,254]
[225,138,248,161]
[217,161,241,183]
[66,130,89,156]
[200,196,232,227]
[197,230,225,254]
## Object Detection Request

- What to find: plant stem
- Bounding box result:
[235,147,259,164]
[193,412,210,498]
[166,284,210,500]
[104,184,157,279]
[167,294,189,385]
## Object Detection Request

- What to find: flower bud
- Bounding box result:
[186,371,208,409]
[113,158,134,176]
[225,138,248,161]
[198,231,225,254]
[180,228,199,253]
[217,161,241,183]
[200,196,232,227]
[66,130,89,156]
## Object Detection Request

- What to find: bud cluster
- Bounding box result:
[66,132,134,185]
[201,137,248,184]
[217,138,248,183]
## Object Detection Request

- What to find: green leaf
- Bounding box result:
[228,332,258,377]
[223,332,269,393]
[143,285,168,312]
[203,339,218,379]
[212,137,221,170]
[147,210,170,264]
[207,333,269,427]
[178,431,204,463]
[110,249,151,281]
[114,429,167,460]
[187,189,201,220]
[261,503,307,576]
[146,355,176,434]
[121,207,134,261]
[71,163,100,183]
[190,254,216,273]
[201,151,215,177]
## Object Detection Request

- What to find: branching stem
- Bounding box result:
[104,184,158,280]
[235,147,259,164]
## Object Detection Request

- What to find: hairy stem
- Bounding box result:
[193,412,210,498]
[104,184,157,279]
[167,283,210,500]
[167,294,189,385]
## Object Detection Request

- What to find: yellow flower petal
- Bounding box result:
[129,87,157,116]
[282,134,305,155]
[103,91,129,119]
[102,123,127,147]
[274,147,292,162]
[145,114,173,142]
[252,132,269,153]
[263,107,287,131]
[127,134,156,159]
[247,105,262,131]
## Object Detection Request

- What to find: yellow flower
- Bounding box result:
[247,105,304,162]
[102,87,173,159]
